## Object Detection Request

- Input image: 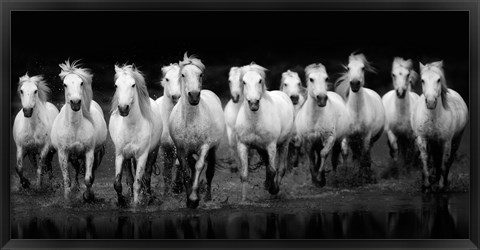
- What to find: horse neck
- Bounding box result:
[26,99,47,128]
[347,87,366,115]
[181,91,201,119]
[306,95,326,116]
[395,91,411,117]
[65,102,84,126]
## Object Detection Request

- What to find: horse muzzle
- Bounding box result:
[248,100,260,111]
[188,91,200,106]
[23,107,33,117]
[396,89,406,99]
[426,98,437,109]
[350,80,361,92]
[171,95,180,105]
[70,100,81,112]
[316,94,328,107]
[232,94,240,103]
[290,95,299,105]
[118,105,130,116]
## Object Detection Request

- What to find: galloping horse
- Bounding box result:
[280,70,307,169]
[235,63,294,202]
[169,53,226,208]
[13,74,59,189]
[411,61,468,191]
[295,63,351,187]
[155,63,183,195]
[110,64,163,206]
[280,70,307,113]
[334,53,385,170]
[51,60,107,201]
[224,66,243,171]
[382,57,420,165]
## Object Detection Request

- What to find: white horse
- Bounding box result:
[382,57,420,165]
[235,63,294,202]
[411,61,468,191]
[334,53,385,170]
[280,70,307,169]
[280,70,307,113]
[155,63,183,195]
[51,60,107,201]
[295,63,351,187]
[224,66,243,171]
[169,53,225,208]
[110,64,163,206]
[13,74,59,189]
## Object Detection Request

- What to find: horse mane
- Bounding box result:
[420,61,449,109]
[393,57,419,86]
[160,63,180,87]
[334,53,376,99]
[18,73,51,103]
[280,70,302,91]
[113,64,153,122]
[59,59,93,123]
[240,62,269,92]
[179,52,205,72]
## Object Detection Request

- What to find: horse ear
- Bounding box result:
[114,65,122,74]
[419,62,425,71]
[437,60,444,68]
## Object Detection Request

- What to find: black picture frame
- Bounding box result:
[1,0,479,249]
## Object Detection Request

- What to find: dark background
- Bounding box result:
[11,11,469,109]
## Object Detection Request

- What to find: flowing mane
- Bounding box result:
[112,64,153,122]
[18,73,51,103]
[335,53,376,99]
[59,59,93,123]
[179,52,205,72]
[393,57,419,86]
[420,61,449,109]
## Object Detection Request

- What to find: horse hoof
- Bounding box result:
[268,184,280,195]
[186,199,199,209]
[21,179,31,189]
[83,191,95,203]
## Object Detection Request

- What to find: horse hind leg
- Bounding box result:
[161,146,175,195]
[331,142,341,172]
[44,148,56,180]
[27,152,41,189]
[204,147,216,202]
[144,145,160,197]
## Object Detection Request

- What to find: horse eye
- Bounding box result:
[165,78,170,82]
[80,82,83,86]
[309,78,314,82]
[200,73,204,78]
[259,79,262,84]
[391,74,395,78]
[115,85,118,88]
[132,84,136,88]
[181,74,185,78]
[437,79,441,83]
[63,84,67,88]
[243,81,246,85]
[20,90,23,94]
[34,90,38,94]
[326,77,330,82]
[421,79,425,84]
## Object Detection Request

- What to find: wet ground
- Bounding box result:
[10,91,471,239]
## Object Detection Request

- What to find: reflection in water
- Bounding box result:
[12,194,468,239]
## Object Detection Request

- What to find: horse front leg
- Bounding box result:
[386,130,399,162]
[113,152,126,206]
[15,147,30,189]
[58,150,71,199]
[361,133,373,170]
[161,145,174,195]
[205,146,216,202]
[341,138,349,168]
[187,144,210,209]
[275,140,289,189]
[266,142,279,195]
[305,141,319,187]
[132,153,148,206]
[83,149,95,202]
[416,136,430,192]
[37,145,52,188]
[237,142,249,203]
[317,136,335,187]
[439,140,452,192]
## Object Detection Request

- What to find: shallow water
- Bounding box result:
[11,192,468,239]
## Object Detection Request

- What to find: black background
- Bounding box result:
[11,11,469,106]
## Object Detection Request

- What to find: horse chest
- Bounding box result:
[171,119,209,147]
[237,125,274,146]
